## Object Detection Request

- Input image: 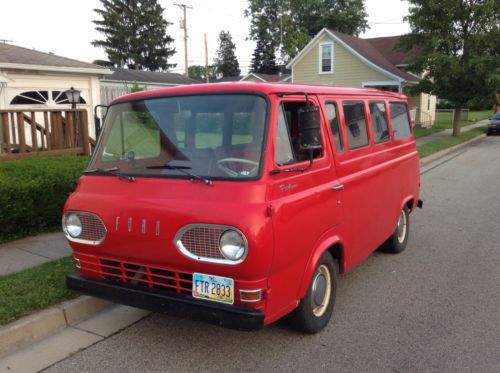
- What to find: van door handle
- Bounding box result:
[331,184,344,191]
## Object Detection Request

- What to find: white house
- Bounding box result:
[0,43,112,139]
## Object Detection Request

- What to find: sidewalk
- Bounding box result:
[415,119,488,146]
[0,232,71,276]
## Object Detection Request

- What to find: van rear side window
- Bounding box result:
[325,102,343,152]
[390,102,412,139]
[369,102,390,143]
[343,102,369,150]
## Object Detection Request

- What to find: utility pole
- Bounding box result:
[204,33,209,83]
[174,3,193,77]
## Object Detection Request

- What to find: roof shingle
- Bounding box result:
[330,30,419,82]
[0,43,108,70]
[105,68,198,85]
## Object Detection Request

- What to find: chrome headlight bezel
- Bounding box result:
[62,211,107,245]
[174,224,248,265]
[64,213,82,238]
[219,229,248,262]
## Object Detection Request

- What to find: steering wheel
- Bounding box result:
[216,158,259,177]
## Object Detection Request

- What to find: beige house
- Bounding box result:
[286,29,436,126]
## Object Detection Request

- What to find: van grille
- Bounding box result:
[176,225,226,260]
[98,258,192,295]
[78,213,107,242]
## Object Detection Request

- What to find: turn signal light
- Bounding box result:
[239,289,262,302]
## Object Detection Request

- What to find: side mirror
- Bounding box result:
[298,106,322,151]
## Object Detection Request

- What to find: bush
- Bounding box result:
[0,155,89,243]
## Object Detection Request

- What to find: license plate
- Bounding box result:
[192,273,234,305]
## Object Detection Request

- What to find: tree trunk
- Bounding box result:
[452,107,462,137]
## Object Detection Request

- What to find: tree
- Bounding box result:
[214,31,241,77]
[245,0,368,61]
[92,0,176,71]
[398,0,500,136]
[188,65,217,81]
[251,35,279,74]
[92,59,115,68]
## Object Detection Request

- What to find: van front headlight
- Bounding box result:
[64,213,82,238]
[219,230,248,261]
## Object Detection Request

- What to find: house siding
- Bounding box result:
[293,35,395,87]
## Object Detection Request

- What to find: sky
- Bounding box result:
[0,0,411,75]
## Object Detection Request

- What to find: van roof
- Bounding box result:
[111,82,407,105]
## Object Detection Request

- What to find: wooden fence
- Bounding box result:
[0,109,93,161]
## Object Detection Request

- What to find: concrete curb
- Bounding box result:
[420,133,486,167]
[0,296,112,358]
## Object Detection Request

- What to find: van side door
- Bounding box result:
[266,96,343,316]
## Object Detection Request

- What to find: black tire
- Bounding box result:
[487,130,492,136]
[380,205,410,254]
[287,252,337,333]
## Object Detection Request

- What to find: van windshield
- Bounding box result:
[89,94,268,180]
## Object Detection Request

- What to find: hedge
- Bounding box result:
[0,155,89,243]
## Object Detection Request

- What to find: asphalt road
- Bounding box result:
[45,137,500,373]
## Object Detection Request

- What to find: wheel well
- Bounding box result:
[405,199,414,212]
[327,243,343,273]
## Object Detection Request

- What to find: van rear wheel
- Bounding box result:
[287,252,337,333]
[380,206,410,254]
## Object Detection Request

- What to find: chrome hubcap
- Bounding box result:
[311,264,332,317]
[397,210,407,244]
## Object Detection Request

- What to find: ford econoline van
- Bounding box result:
[64,83,421,333]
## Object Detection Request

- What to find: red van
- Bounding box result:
[64,83,421,333]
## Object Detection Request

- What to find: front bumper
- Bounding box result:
[67,273,265,330]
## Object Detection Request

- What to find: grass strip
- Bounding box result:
[0,256,76,325]
[418,127,486,159]
[413,126,444,138]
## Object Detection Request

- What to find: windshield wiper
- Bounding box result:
[84,167,135,182]
[146,164,212,185]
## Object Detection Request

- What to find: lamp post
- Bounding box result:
[65,86,81,110]
[65,87,81,147]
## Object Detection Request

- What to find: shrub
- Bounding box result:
[0,155,89,243]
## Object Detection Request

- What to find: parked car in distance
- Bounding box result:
[63,82,422,333]
[487,112,500,135]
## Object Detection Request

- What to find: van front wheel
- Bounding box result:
[287,252,337,333]
[380,206,410,254]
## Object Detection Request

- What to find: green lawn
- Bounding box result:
[417,126,487,158]
[0,257,76,325]
[414,110,492,139]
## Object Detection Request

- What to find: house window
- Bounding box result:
[319,43,333,74]
[10,91,49,105]
[10,90,86,105]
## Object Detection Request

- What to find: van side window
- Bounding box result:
[390,102,412,139]
[325,102,343,152]
[275,104,295,165]
[275,101,323,165]
[343,102,369,149]
[369,102,390,143]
